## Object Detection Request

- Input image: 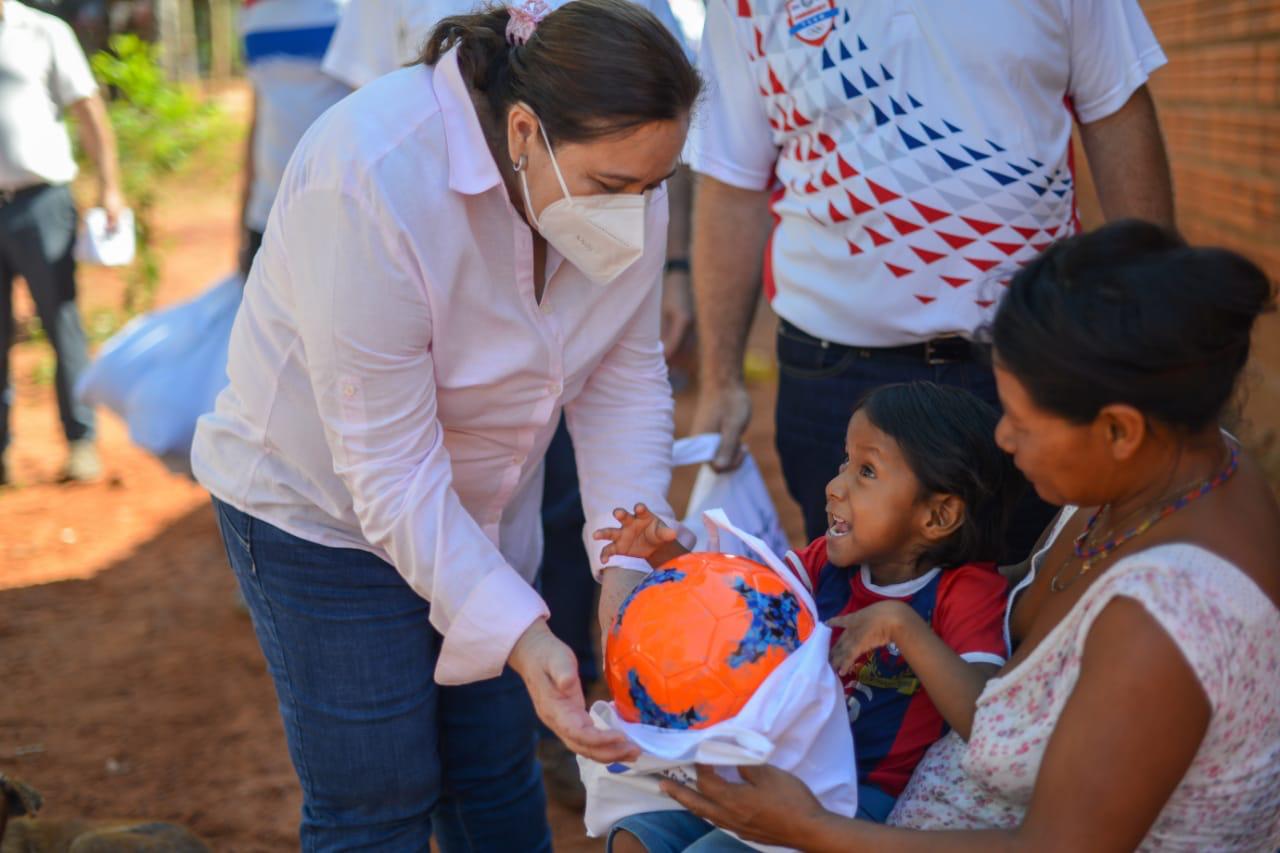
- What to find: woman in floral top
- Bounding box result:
[652,221,1280,852]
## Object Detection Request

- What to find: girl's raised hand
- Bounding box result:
[827,600,913,678]
[592,503,678,562]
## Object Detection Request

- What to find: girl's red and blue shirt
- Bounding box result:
[785,538,1008,798]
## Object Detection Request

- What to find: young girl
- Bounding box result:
[595,381,1022,850]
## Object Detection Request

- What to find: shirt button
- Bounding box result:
[540,301,553,315]
[342,384,356,398]
[548,382,562,396]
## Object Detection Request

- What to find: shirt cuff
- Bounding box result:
[434,563,550,685]
[601,555,653,575]
[960,651,1006,668]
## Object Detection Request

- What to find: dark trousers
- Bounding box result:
[538,416,598,687]
[774,320,1054,564]
[239,227,264,280]
[0,184,95,451]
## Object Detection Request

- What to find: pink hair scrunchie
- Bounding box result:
[507,0,552,45]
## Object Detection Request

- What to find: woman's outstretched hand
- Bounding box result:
[659,764,832,848]
[508,619,640,764]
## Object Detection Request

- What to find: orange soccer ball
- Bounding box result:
[605,552,815,730]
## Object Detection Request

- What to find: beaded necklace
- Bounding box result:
[1050,445,1240,593]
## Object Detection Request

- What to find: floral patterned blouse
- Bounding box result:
[888,511,1280,850]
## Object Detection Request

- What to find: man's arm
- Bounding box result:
[68,94,124,228]
[661,165,694,360]
[1078,85,1175,228]
[689,174,772,470]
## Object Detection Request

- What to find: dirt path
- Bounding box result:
[0,86,800,851]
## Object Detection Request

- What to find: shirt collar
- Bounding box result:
[433,47,503,197]
[858,565,942,598]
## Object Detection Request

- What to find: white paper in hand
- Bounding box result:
[580,509,857,852]
[75,207,136,267]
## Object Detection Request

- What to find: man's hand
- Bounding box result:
[508,619,640,763]
[690,380,752,471]
[99,184,126,232]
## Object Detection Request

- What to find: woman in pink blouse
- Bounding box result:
[190,1,700,848]
[646,222,1280,852]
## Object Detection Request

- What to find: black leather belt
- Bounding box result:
[0,184,47,207]
[779,319,976,365]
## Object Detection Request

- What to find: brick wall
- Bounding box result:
[1076,1,1280,434]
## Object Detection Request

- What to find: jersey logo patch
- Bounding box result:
[786,0,838,46]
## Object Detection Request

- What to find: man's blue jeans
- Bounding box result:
[212,498,552,852]
[773,321,1052,562]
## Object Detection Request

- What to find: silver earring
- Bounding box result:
[513,154,527,172]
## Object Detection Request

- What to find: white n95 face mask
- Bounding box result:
[518,115,648,286]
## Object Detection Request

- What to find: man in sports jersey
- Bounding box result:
[689,0,1175,558]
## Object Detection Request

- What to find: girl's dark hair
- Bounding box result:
[856,382,1022,567]
[421,0,701,145]
[993,220,1274,433]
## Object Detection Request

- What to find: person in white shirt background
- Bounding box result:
[237,0,351,279]
[321,0,702,810]
[0,0,126,485]
[687,0,1176,565]
[190,0,701,847]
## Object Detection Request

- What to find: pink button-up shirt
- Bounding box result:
[192,48,677,685]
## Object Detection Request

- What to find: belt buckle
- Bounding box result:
[924,336,963,366]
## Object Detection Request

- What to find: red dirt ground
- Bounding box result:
[0,88,802,851]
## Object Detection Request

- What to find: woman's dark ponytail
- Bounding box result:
[421,0,701,145]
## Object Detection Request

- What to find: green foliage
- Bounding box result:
[31,354,56,388]
[89,35,224,314]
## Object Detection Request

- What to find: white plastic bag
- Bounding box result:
[580,508,858,852]
[673,434,790,559]
[75,274,242,464]
[74,207,136,267]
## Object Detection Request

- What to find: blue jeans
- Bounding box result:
[0,184,95,450]
[774,321,1053,562]
[212,498,551,853]
[609,784,894,852]
[608,811,750,853]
